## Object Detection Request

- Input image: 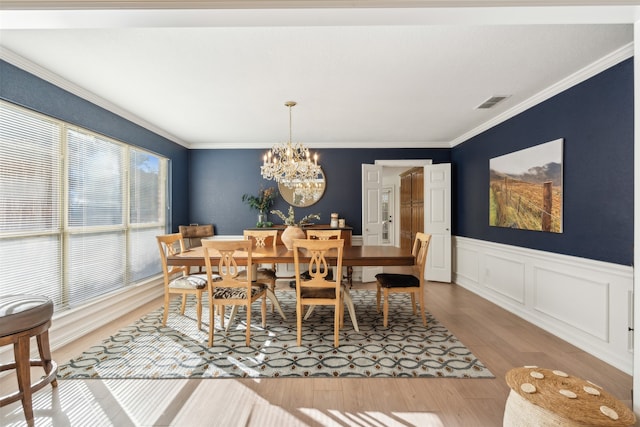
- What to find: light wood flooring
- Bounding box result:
[0,280,634,427]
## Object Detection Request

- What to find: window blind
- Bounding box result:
[0,101,168,312]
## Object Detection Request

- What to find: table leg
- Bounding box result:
[266,289,286,320]
[347,266,353,287]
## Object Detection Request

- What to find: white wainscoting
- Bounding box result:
[454,236,633,374]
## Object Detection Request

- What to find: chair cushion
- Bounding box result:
[237,269,277,282]
[301,267,333,281]
[170,273,215,290]
[300,287,337,299]
[375,273,420,288]
[0,294,54,337]
[212,283,267,300]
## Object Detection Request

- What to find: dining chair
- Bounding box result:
[293,238,356,347]
[179,224,214,273]
[375,232,432,327]
[156,233,208,330]
[202,239,267,347]
[178,224,214,248]
[238,229,279,301]
[302,229,342,280]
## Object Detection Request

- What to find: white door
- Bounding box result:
[361,164,384,282]
[424,163,452,282]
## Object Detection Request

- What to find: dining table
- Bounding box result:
[167,243,415,323]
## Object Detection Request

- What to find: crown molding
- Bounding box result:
[449,41,634,147]
[190,140,450,150]
[0,47,189,148]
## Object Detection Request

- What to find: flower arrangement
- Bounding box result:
[241,186,278,213]
[271,206,320,227]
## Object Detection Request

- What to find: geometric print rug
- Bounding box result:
[57,290,494,379]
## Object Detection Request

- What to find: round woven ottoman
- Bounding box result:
[504,366,635,426]
[0,294,58,426]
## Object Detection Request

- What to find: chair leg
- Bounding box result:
[245,302,251,346]
[333,303,340,347]
[195,293,202,331]
[261,295,267,328]
[376,283,382,312]
[14,336,33,425]
[180,295,187,315]
[296,302,303,346]
[208,303,216,347]
[163,294,170,326]
[266,288,287,320]
[418,290,427,326]
[36,330,58,388]
[383,288,390,327]
[410,293,417,315]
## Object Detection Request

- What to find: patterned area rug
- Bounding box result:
[58,290,493,379]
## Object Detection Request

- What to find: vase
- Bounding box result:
[258,211,267,225]
[281,226,305,250]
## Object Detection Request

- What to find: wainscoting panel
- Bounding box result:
[454,236,633,374]
[483,253,526,304]
[533,266,609,342]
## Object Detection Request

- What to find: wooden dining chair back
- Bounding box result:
[375,232,432,327]
[156,233,207,330]
[179,224,214,273]
[178,224,214,248]
[306,229,342,240]
[202,239,267,347]
[303,229,342,280]
[292,238,345,347]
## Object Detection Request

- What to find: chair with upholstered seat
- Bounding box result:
[202,239,267,347]
[179,224,214,273]
[375,232,431,327]
[293,238,351,347]
[0,294,58,426]
[238,229,278,297]
[178,224,214,248]
[156,233,208,330]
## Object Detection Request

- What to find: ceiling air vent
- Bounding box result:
[476,95,510,109]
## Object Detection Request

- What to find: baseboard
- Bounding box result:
[453,236,633,374]
[0,277,164,364]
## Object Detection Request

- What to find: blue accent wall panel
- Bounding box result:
[0,60,190,230]
[189,148,450,236]
[451,58,634,266]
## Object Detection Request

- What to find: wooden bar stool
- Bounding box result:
[0,295,58,426]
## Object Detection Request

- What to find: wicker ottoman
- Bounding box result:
[504,366,635,426]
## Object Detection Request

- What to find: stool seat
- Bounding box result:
[0,294,53,336]
[0,294,58,426]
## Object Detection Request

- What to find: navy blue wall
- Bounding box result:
[189,148,450,235]
[0,60,191,230]
[451,58,634,266]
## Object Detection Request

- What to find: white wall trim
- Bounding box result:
[0,277,164,364]
[450,42,634,147]
[453,236,634,374]
[0,46,188,149]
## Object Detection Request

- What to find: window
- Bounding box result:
[0,101,168,312]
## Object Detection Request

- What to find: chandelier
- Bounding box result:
[260,101,321,189]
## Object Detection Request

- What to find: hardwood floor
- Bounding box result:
[0,280,634,427]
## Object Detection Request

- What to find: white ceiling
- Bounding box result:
[0,3,637,149]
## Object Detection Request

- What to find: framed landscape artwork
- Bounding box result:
[489,138,563,233]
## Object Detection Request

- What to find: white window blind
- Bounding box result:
[0,101,168,312]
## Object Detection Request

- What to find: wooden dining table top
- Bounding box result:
[167,244,415,267]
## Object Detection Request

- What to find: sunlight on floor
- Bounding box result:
[300,408,445,426]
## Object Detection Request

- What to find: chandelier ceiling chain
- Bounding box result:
[260,101,321,194]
